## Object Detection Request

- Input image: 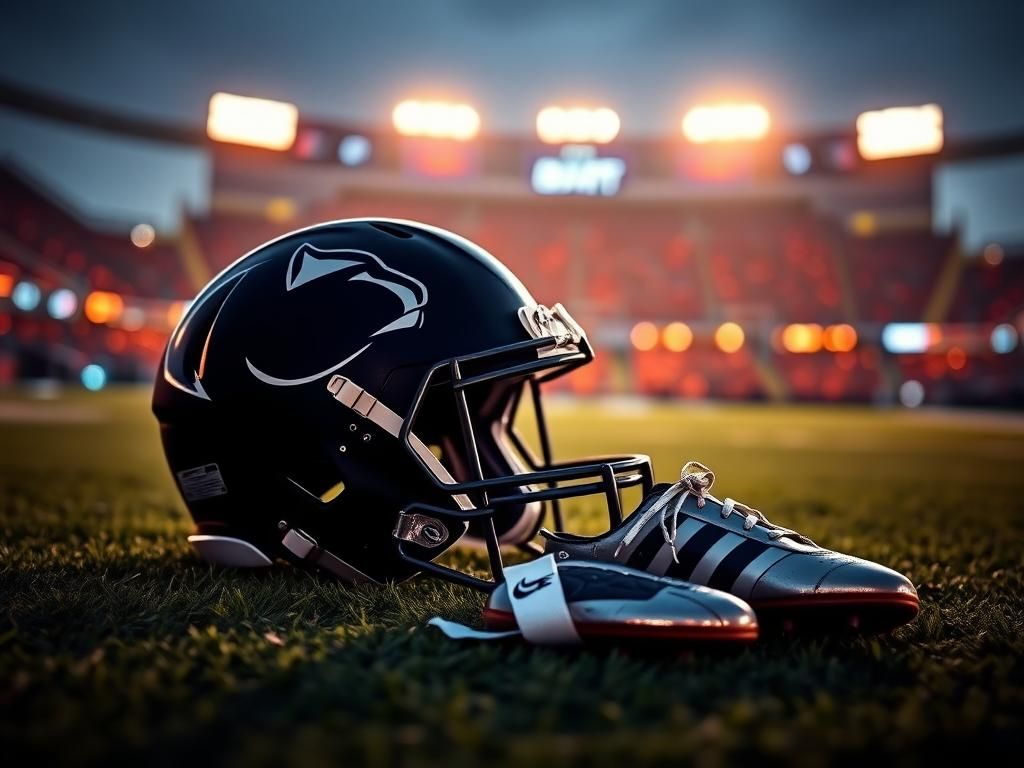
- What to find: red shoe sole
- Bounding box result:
[750,592,920,633]
[482,608,759,644]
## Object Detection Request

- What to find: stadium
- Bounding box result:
[2,81,1023,405]
[1,3,1023,766]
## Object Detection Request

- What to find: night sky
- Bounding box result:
[1,0,1022,240]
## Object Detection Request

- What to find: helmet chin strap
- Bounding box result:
[277,522,375,583]
[327,375,474,511]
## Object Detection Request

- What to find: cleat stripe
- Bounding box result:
[665,525,730,581]
[647,518,706,575]
[688,532,747,586]
[706,539,769,591]
[729,547,791,600]
[626,518,706,574]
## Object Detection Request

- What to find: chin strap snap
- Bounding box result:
[279,522,374,584]
[393,512,450,548]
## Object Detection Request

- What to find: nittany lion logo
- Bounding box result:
[244,243,428,387]
[164,242,427,399]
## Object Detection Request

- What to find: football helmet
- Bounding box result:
[154,219,652,589]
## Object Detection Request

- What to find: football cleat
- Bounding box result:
[431,556,758,645]
[542,462,919,634]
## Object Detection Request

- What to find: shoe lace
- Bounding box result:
[615,461,816,563]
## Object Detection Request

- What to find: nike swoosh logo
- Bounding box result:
[512,574,553,599]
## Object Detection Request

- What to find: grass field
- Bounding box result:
[2,387,1023,767]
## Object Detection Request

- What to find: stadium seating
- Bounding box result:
[703,203,848,323]
[947,253,1024,323]
[846,230,954,322]
[1,161,1019,402]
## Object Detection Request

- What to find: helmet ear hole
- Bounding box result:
[286,453,347,504]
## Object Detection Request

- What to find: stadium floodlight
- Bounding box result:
[856,104,943,160]
[207,92,298,151]
[392,100,480,141]
[682,103,770,143]
[536,106,620,144]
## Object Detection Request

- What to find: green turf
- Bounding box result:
[2,388,1023,766]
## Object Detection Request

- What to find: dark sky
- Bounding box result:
[2,0,1023,137]
[0,0,1022,244]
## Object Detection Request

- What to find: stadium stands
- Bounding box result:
[846,229,955,323]
[0,161,1020,404]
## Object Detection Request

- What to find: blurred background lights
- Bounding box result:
[783,143,812,175]
[848,211,878,237]
[46,288,78,320]
[682,103,770,143]
[130,223,156,248]
[823,324,858,352]
[166,300,189,329]
[84,291,124,324]
[630,321,659,351]
[264,197,296,223]
[11,280,41,311]
[392,100,480,141]
[782,323,823,353]
[881,323,939,354]
[80,363,108,391]
[661,321,693,352]
[946,346,967,371]
[856,103,943,160]
[715,322,745,353]
[120,306,146,331]
[293,127,327,160]
[982,243,1004,266]
[0,274,14,298]
[207,92,298,150]
[899,379,925,408]
[338,134,372,166]
[536,106,620,144]
[991,323,1018,354]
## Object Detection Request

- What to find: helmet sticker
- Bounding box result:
[246,243,428,387]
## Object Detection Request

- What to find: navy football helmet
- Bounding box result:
[154,219,652,589]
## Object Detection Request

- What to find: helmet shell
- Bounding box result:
[154,219,540,581]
